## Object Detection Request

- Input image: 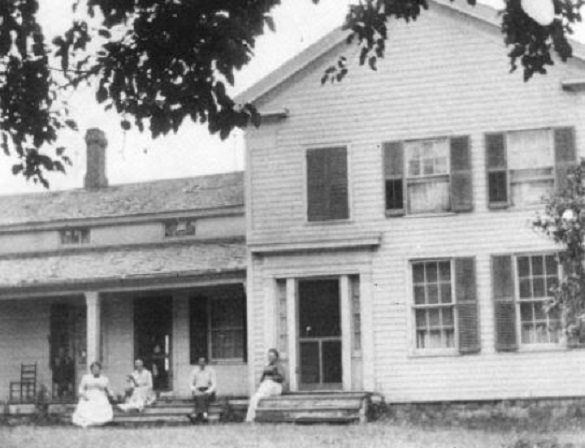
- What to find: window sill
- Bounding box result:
[402,212,456,219]
[408,349,460,358]
[305,219,353,226]
[205,359,247,366]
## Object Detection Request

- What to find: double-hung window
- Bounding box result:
[411,258,480,355]
[486,127,576,209]
[384,136,473,216]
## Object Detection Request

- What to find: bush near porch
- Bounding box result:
[1,423,585,448]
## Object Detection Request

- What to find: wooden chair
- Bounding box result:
[9,363,37,403]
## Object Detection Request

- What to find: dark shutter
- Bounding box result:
[450,136,473,212]
[492,256,518,352]
[383,141,405,216]
[554,127,577,192]
[307,147,348,221]
[189,296,209,364]
[455,257,480,354]
[241,290,248,363]
[485,133,508,208]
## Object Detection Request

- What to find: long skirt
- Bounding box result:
[72,390,114,427]
[245,379,283,422]
[118,386,156,412]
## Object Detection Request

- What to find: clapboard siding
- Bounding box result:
[245,4,585,401]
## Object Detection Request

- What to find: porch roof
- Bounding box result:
[0,239,246,292]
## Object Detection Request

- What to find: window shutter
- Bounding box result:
[554,127,577,192]
[485,133,508,208]
[328,147,349,220]
[455,257,480,354]
[383,141,405,216]
[492,256,518,352]
[189,296,209,364]
[307,149,328,222]
[450,136,473,212]
[241,291,248,363]
[307,147,348,221]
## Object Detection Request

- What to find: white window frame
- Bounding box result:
[404,137,452,215]
[59,227,90,245]
[513,252,562,350]
[410,258,458,356]
[208,295,246,362]
[506,128,555,209]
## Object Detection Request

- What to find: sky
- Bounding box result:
[0,0,582,195]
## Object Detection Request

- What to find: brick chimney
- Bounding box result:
[84,128,108,189]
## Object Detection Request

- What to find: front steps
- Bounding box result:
[255,392,372,424]
[5,392,373,425]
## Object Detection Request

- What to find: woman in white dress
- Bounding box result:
[245,348,285,422]
[118,359,156,412]
[72,362,114,427]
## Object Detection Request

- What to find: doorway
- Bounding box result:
[134,297,173,391]
[298,279,342,390]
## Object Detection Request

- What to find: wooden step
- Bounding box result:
[295,415,360,425]
[258,398,363,409]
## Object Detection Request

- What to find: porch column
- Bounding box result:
[360,272,375,391]
[85,291,101,367]
[285,278,298,391]
[340,275,352,391]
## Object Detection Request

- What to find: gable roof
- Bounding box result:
[236,0,585,106]
[0,171,244,229]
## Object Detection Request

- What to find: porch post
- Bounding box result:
[360,272,375,391]
[285,278,298,391]
[340,275,352,391]
[85,291,101,367]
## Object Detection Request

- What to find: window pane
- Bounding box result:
[510,177,553,207]
[532,256,544,276]
[533,302,546,321]
[533,278,546,298]
[444,329,455,348]
[414,286,426,305]
[520,302,534,323]
[427,285,439,305]
[518,257,530,278]
[428,330,442,348]
[415,310,427,329]
[413,264,425,283]
[507,129,552,169]
[439,262,451,282]
[407,178,450,214]
[211,298,243,328]
[211,329,244,359]
[519,279,532,298]
[428,308,440,328]
[440,284,452,304]
[426,263,438,283]
[442,308,454,327]
[546,276,558,294]
[545,256,557,276]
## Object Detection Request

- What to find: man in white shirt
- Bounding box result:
[189,357,216,423]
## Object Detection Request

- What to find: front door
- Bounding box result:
[298,279,342,390]
[50,303,86,399]
[134,297,173,391]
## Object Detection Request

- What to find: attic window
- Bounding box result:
[60,228,90,245]
[164,219,196,238]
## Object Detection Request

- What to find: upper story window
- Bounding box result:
[60,228,90,245]
[384,136,472,216]
[306,147,349,222]
[492,253,561,352]
[486,127,576,209]
[410,257,479,355]
[164,219,196,238]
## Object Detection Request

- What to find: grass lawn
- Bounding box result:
[1,423,585,448]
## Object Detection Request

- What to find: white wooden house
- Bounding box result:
[238,0,585,402]
[0,129,249,400]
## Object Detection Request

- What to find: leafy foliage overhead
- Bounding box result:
[1,0,583,185]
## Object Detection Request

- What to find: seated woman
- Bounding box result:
[245,348,285,422]
[72,362,114,428]
[118,359,156,412]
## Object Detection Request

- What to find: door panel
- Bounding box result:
[298,279,342,390]
[134,297,173,391]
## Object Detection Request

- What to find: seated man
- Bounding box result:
[118,359,156,412]
[189,357,216,423]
